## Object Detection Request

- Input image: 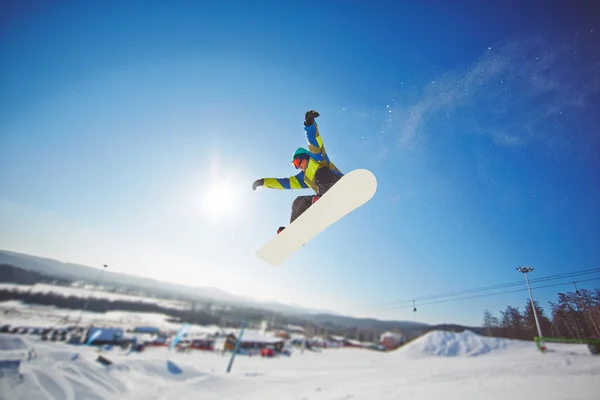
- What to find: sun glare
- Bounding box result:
[202,182,237,218]
[198,157,245,220]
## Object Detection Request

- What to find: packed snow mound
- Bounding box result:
[400,330,527,357]
[1,338,210,400]
[0,335,28,350]
[0,334,32,362]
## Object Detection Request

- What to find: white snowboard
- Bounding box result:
[256,168,377,266]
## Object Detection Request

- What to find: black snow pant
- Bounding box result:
[290,167,341,223]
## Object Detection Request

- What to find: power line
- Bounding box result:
[367,268,600,309]
[382,277,600,310]
[377,268,600,307]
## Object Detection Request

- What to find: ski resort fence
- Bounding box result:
[534,336,600,355]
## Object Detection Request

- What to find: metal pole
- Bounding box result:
[75,264,108,328]
[226,321,247,373]
[517,266,545,350]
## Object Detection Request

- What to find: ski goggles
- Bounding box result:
[292,154,309,169]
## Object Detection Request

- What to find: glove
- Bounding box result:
[304,110,319,127]
[252,179,264,190]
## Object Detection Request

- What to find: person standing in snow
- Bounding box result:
[252,110,344,233]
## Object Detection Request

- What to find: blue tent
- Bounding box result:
[86,327,123,345]
[133,326,160,334]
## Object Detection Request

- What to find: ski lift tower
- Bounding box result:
[517,266,545,351]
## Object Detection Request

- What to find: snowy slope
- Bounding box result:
[400,329,531,357]
[0,300,187,333]
[1,330,599,400]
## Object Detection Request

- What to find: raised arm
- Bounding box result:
[253,171,309,190]
[303,110,325,161]
[303,110,343,177]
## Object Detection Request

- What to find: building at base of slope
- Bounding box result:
[379,331,406,350]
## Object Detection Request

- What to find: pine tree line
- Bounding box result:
[482,288,600,340]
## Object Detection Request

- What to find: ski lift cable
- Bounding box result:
[379,277,600,311]
[365,268,600,309]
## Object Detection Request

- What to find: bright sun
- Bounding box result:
[202,182,237,218]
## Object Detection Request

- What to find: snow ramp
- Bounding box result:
[399,329,529,357]
[0,335,211,400]
[0,334,31,367]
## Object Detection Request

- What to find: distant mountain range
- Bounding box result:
[0,249,437,333]
[0,249,337,314]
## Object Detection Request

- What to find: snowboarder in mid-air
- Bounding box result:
[252,110,344,233]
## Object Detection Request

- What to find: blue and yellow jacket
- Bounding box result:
[262,122,343,193]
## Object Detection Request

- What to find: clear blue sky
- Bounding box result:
[1,0,598,326]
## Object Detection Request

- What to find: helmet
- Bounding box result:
[292,147,310,169]
[292,147,310,160]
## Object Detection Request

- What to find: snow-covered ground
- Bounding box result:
[1,328,598,400]
[0,300,194,333]
[0,283,188,310]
